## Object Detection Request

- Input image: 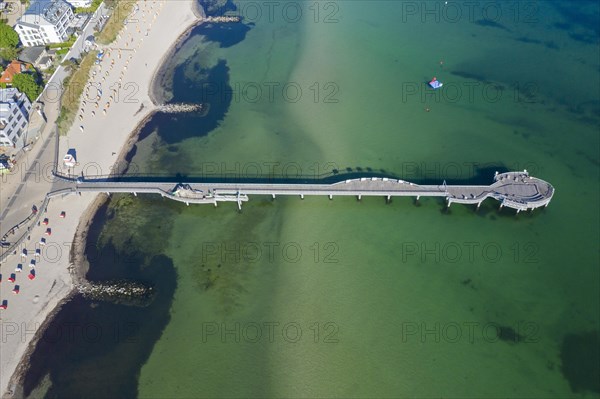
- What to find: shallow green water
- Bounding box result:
[131,1,599,397]
[24,1,599,397]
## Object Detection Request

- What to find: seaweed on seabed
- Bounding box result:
[560,331,600,394]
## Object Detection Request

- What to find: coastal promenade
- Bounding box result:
[47,170,554,212]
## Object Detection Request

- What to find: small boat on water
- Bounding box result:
[429,77,443,89]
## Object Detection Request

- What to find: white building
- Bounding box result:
[14,0,74,47]
[65,0,93,7]
[0,89,32,148]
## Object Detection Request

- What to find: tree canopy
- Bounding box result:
[12,73,43,101]
[0,46,18,61]
[0,23,19,48]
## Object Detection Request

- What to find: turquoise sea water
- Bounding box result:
[24,1,599,397]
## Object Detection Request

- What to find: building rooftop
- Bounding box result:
[0,61,29,85]
[0,88,27,105]
[21,0,71,26]
[38,56,53,65]
[18,46,46,64]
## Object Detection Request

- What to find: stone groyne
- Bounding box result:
[157,103,203,113]
[202,16,240,23]
[76,280,155,306]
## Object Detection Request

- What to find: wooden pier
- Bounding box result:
[48,170,554,213]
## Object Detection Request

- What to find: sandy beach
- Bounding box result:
[0,1,202,396]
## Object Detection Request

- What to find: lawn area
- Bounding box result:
[96,0,136,45]
[47,35,77,49]
[56,50,98,135]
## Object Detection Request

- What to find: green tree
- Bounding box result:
[0,23,19,48]
[0,46,18,61]
[12,73,42,101]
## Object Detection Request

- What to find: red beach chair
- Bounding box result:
[60,211,66,218]
[45,228,52,236]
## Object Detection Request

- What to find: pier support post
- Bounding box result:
[357,194,362,201]
[416,195,420,201]
[300,194,304,200]
[214,201,218,207]
[329,194,333,200]
[516,209,520,214]
[272,194,276,199]
[476,201,481,210]
[386,195,391,204]
[133,192,137,197]
[186,202,189,206]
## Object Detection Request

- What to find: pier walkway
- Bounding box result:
[48,170,554,212]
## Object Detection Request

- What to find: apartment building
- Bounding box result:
[0,88,32,148]
[14,0,74,47]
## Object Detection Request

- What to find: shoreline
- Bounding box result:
[149,11,204,106]
[0,1,204,396]
[3,194,103,399]
[149,0,205,105]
